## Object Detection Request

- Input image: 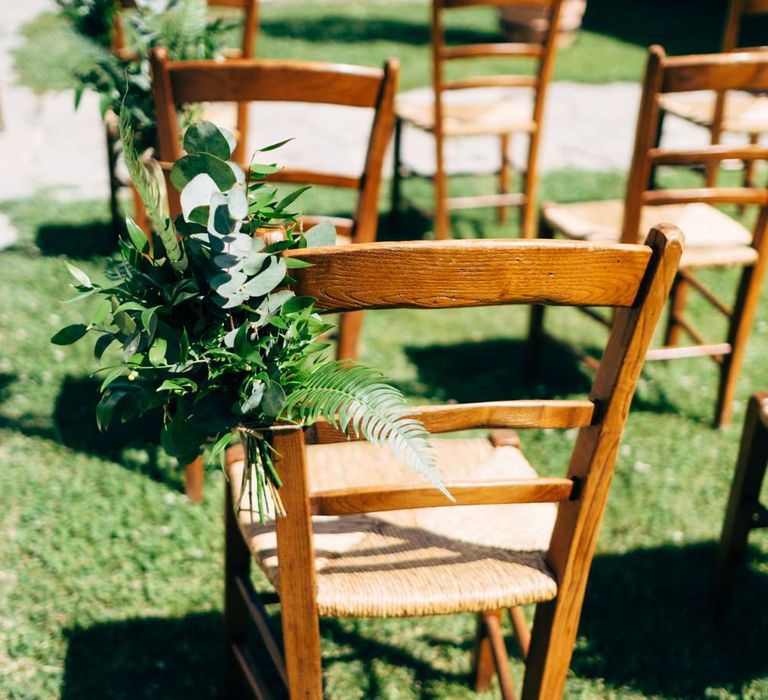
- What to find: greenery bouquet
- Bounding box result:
[53,113,440,521]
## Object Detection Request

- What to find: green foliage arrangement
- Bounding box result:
[58,0,237,152]
[53,113,440,520]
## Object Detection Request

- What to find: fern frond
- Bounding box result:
[118,104,188,271]
[284,362,445,494]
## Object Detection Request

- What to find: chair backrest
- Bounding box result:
[622,46,768,250]
[150,50,400,244]
[430,0,564,139]
[111,0,259,62]
[269,228,682,695]
[723,0,768,52]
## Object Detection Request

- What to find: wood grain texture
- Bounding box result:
[167,59,384,107]
[272,428,323,699]
[443,75,539,90]
[642,187,768,206]
[310,478,574,516]
[286,240,651,311]
[662,52,768,93]
[649,145,768,165]
[522,225,683,700]
[441,43,544,60]
[442,0,554,7]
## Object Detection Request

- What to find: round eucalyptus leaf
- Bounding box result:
[180,173,219,222]
[183,121,232,160]
[171,153,236,192]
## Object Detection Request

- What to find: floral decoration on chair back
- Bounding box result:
[53,113,441,520]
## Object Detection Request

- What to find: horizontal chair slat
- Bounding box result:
[267,169,360,189]
[310,478,575,516]
[305,400,596,445]
[440,43,544,60]
[649,145,768,165]
[443,75,538,90]
[442,0,555,8]
[169,59,384,107]
[642,188,768,206]
[286,240,651,311]
[662,52,768,93]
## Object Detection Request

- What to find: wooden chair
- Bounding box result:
[657,0,768,188]
[223,227,683,699]
[391,0,564,240]
[529,46,768,427]
[150,49,400,361]
[106,0,260,235]
[714,391,768,609]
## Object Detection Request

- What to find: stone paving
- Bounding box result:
[0,0,755,249]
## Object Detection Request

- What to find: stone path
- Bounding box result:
[0,0,755,241]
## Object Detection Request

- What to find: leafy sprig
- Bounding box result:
[54,117,440,520]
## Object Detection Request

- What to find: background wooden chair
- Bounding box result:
[714,391,768,609]
[657,0,768,188]
[223,227,682,699]
[391,0,564,240]
[150,50,400,361]
[529,46,768,427]
[107,0,260,235]
[151,52,399,501]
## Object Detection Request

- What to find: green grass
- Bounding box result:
[17,0,768,94]
[2,165,768,698]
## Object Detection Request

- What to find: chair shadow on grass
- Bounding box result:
[52,375,182,491]
[36,219,118,258]
[405,333,702,420]
[58,543,768,699]
[575,541,768,697]
[404,337,593,403]
[61,612,224,700]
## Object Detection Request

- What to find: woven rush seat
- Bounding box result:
[542,200,758,268]
[659,91,768,133]
[396,96,536,137]
[228,438,558,618]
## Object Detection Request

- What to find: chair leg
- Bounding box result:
[434,128,450,240]
[743,132,760,190]
[663,272,689,348]
[714,393,768,611]
[225,481,252,699]
[472,612,496,693]
[498,133,511,225]
[715,262,764,427]
[520,599,579,700]
[390,117,403,234]
[705,122,724,188]
[508,607,530,660]
[521,131,541,240]
[185,456,205,502]
[336,310,365,361]
[524,217,553,373]
[473,610,517,700]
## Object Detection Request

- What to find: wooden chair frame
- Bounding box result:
[224,228,683,699]
[714,391,768,609]
[656,0,768,188]
[150,50,400,362]
[391,0,564,240]
[530,46,768,426]
[106,0,260,236]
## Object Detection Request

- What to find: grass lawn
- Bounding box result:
[2,166,768,699]
[4,1,768,697]
[16,0,768,94]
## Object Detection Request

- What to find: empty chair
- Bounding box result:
[530,46,768,426]
[106,0,260,232]
[392,0,564,240]
[714,391,768,608]
[224,227,682,699]
[150,50,400,361]
[657,0,768,188]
